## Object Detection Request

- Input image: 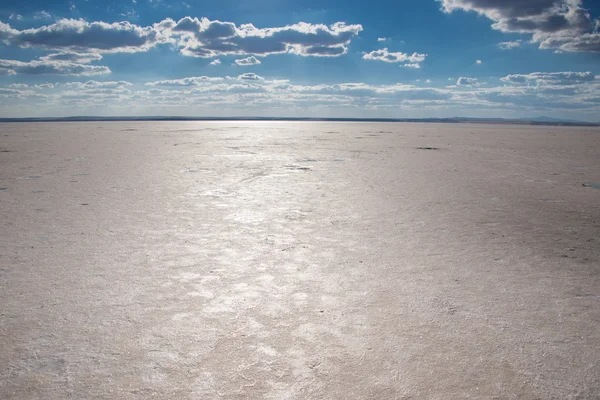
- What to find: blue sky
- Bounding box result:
[1,0,600,120]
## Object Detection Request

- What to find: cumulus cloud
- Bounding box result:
[234,55,261,66]
[166,17,362,58]
[476,59,482,64]
[0,58,110,76]
[500,71,596,85]
[34,11,52,20]
[146,76,226,87]
[209,59,221,65]
[4,18,163,53]
[362,48,427,67]
[39,52,103,64]
[456,77,480,86]
[377,37,388,42]
[0,22,19,41]
[438,0,600,52]
[3,70,599,119]
[498,40,523,49]
[61,80,133,88]
[237,72,264,80]
[0,17,363,59]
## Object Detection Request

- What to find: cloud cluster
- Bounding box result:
[500,71,596,85]
[5,18,163,53]
[163,17,362,58]
[362,48,427,68]
[0,58,110,76]
[438,0,600,52]
[39,52,104,63]
[0,16,363,60]
[234,55,261,66]
[498,40,523,50]
[2,70,599,120]
[456,77,480,86]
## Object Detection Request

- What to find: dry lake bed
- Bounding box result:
[1,121,599,399]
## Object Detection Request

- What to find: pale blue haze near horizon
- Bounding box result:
[1,0,600,121]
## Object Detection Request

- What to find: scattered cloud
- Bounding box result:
[33,11,53,20]
[3,18,164,53]
[165,17,362,58]
[209,59,221,65]
[438,0,600,53]
[377,37,388,42]
[0,58,110,76]
[498,40,523,50]
[2,70,599,120]
[238,72,264,81]
[61,80,132,88]
[500,71,596,85]
[476,59,482,64]
[456,77,480,86]
[0,17,363,59]
[234,55,262,66]
[9,14,23,21]
[362,48,426,68]
[146,76,227,87]
[39,52,103,64]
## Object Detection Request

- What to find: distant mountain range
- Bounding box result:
[0,116,598,126]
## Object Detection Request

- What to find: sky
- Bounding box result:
[1,0,600,120]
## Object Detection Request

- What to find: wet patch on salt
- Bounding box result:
[284,165,311,171]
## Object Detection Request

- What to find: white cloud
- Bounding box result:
[146,76,227,87]
[4,18,164,53]
[0,58,110,76]
[209,59,221,65]
[456,77,480,86]
[0,22,19,40]
[61,81,133,88]
[362,48,427,68]
[234,55,261,66]
[476,59,482,64]
[0,17,363,59]
[166,17,362,58]
[3,70,600,120]
[377,37,388,42]
[39,52,103,64]
[438,0,600,53]
[33,11,53,21]
[9,14,23,21]
[500,71,596,85]
[498,40,522,50]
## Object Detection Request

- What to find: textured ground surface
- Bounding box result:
[1,122,599,399]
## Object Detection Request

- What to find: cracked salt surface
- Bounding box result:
[1,121,599,399]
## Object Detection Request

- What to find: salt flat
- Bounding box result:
[1,121,599,399]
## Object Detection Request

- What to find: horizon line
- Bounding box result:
[1,116,599,127]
